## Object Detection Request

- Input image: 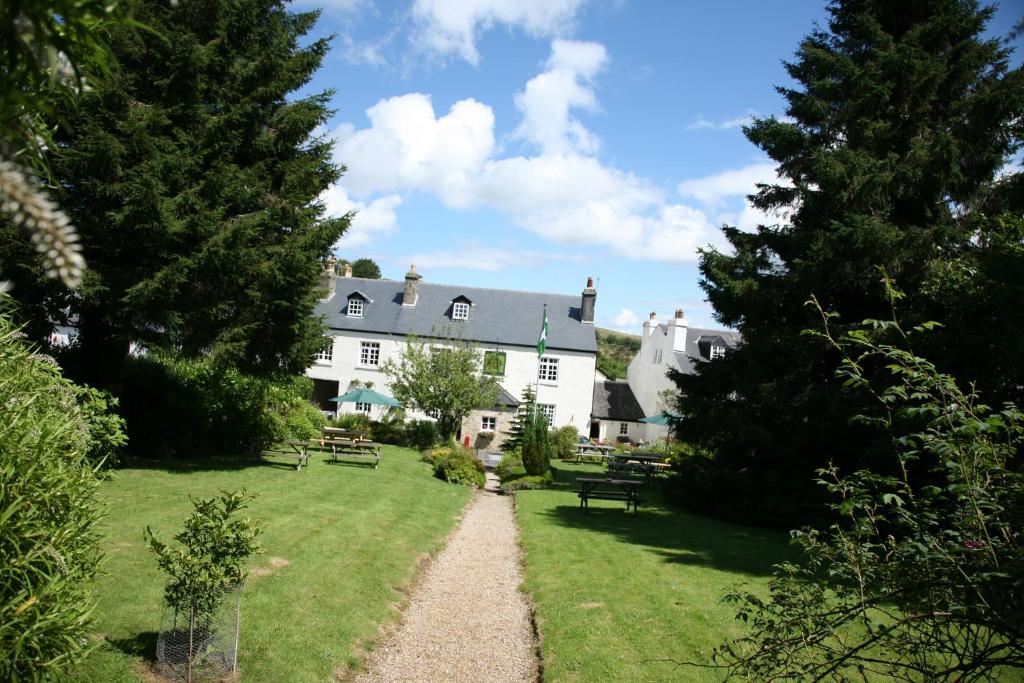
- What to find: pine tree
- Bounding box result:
[501,383,536,453]
[673,0,1023,525]
[0,0,349,387]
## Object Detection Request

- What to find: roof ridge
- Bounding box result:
[339,276,581,300]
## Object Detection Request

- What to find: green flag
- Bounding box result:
[536,306,548,357]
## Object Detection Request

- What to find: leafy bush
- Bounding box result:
[73,384,128,467]
[499,475,551,493]
[405,419,439,450]
[551,425,578,460]
[284,400,327,440]
[0,311,111,679]
[431,441,485,487]
[332,412,371,431]
[495,451,524,480]
[120,355,317,456]
[369,419,405,445]
[716,294,1024,679]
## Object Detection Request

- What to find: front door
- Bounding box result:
[589,420,600,439]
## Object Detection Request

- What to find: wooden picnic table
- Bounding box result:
[260,439,312,471]
[607,452,668,481]
[312,434,381,468]
[572,442,615,463]
[575,477,646,515]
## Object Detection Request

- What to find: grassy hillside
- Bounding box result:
[596,328,641,380]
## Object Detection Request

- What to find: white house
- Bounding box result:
[307,265,600,447]
[624,308,740,442]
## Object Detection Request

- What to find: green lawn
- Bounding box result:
[515,460,796,683]
[73,446,471,683]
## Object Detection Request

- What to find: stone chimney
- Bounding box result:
[343,262,353,278]
[403,264,421,307]
[580,276,597,323]
[668,307,689,352]
[321,257,337,300]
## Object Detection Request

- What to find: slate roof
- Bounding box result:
[672,326,742,374]
[495,385,519,407]
[592,380,645,421]
[316,277,598,353]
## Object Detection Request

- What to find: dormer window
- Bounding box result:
[450,295,472,321]
[346,290,372,317]
[710,345,725,360]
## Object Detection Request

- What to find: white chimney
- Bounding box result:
[668,308,688,353]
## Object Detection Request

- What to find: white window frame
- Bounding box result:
[538,356,559,384]
[359,341,380,367]
[481,415,497,431]
[537,403,555,424]
[619,422,629,435]
[710,345,725,360]
[355,402,371,414]
[452,301,470,320]
[314,338,333,363]
[347,297,364,317]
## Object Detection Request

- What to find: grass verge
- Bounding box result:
[514,460,795,682]
[72,446,471,682]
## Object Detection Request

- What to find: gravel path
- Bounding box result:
[354,473,537,683]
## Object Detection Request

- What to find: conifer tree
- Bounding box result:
[0,0,349,387]
[672,0,1023,525]
[501,383,536,453]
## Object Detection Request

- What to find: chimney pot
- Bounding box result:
[675,308,684,319]
[581,276,597,323]
[649,311,657,321]
[403,264,422,306]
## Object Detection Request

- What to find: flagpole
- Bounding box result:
[535,304,548,418]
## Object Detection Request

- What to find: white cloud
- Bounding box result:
[326,40,743,262]
[513,39,607,154]
[402,245,583,271]
[677,161,778,209]
[686,111,757,131]
[323,186,403,250]
[611,308,640,329]
[411,0,586,64]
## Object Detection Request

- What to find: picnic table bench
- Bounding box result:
[314,428,381,468]
[260,439,312,471]
[572,442,615,463]
[606,452,669,481]
[575,477,646,515]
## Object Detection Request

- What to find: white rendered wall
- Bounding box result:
[626,322,682,420]
[306,331,596,434]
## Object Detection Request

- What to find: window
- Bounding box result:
[652,348,662,364]
[314,338,333,362]
[538,356,559,383]
[483,351,506,376]
[355,402,371,414]
[481,416,497,431]
[619,422,629,435]
[538,403,555,423]
[359,341,380,366]
[710,345,725,360]
[426,408,440,419]
[347,298,364,317]
[452,301,470,320]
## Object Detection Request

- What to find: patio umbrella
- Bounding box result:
[640,412,676,425]
[329,387,401,407]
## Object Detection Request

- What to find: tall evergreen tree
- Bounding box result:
[501,383,537,453]
[672,0,1023,525]
[0,0,349,387]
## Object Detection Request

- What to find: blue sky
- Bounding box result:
[297,0,1022,332]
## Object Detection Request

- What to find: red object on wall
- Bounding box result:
[463,435,470,448]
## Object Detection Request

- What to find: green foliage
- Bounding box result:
[0,309,107,679]
[551,424,579,460]
[501,383,536,453]
[332,412,371,431]
[431,443,485,488]
[595,328,640,380]
[495,451,524,480]
[381,332,499,440]
[146,491,261,624]
[499,474,551,494]
[521,410,551,477]
[673,0,1024,526]
[716,295,1024,679]
[1,0,350,386]
[120,354,317,456]
[404,419,439,451]
[351,258,381,279]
